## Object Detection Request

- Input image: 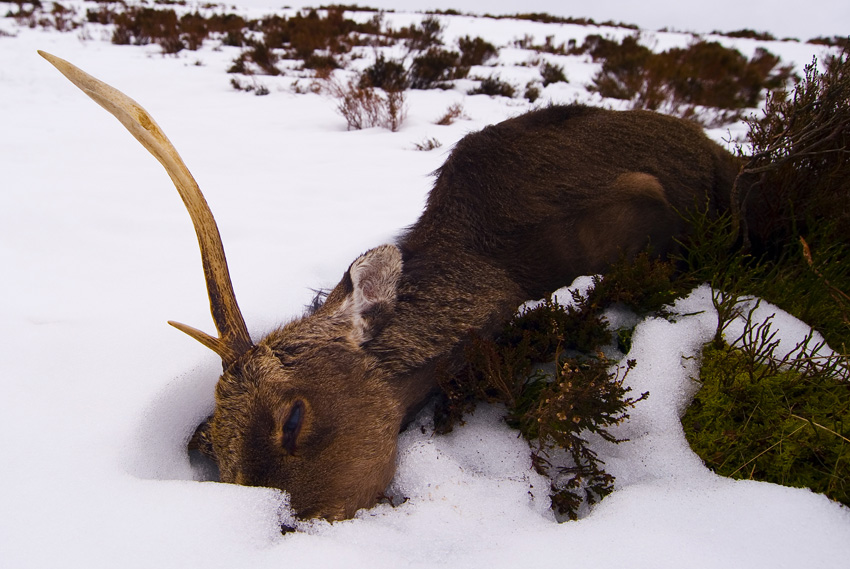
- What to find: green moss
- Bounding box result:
[683,341,850,505]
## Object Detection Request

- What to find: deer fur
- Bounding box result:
[40,52,741,522]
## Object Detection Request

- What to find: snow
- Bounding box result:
[229,0,850,42]
[1,4,849,568]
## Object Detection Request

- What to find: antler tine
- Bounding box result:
[39,50,253,366]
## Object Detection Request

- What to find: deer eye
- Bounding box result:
[281,400,304,455]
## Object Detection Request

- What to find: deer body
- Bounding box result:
[40,53,740,522]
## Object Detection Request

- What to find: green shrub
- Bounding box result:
[682,314,849,507]
[672,52,850,510]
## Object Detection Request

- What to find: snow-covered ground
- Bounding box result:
[232,0,850,41]
[1,4,848,567]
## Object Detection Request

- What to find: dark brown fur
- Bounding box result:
[194,105,741,521]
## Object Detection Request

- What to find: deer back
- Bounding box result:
[403,105,739,298]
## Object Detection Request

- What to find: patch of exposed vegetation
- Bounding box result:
[468,75,515,98]
[444,52,850,520]
[436,287,648,521]
[328,75,406,131]
[9,2,819,130]
[732,53,850,261]
[582,34,794,125]
[673,53,850,507]
[808,36,850,51]
[712,28,777,41]
[484,11,639,31]
[540,61,567,86]
[682,309,849,507]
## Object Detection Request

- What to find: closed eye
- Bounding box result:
[282,400,304,455]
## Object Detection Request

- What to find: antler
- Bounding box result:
[39,51,253,366]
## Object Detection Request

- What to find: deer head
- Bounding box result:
[39,51,407,521]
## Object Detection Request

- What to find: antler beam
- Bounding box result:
[39,51,253,365]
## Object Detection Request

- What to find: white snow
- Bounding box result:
[1,3,848,568]
[231,0,850,42]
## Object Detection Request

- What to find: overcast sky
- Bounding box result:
[231,0,848,41]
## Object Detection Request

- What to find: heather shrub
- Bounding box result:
[645,43,792,110]
[285,8,353,58]
[585,34,652,100]
[437,286,647,521]
[328,76,406,131]
[414,137,442,151]
[229,40,281,75]
[360,53,408,91]
[540,61,567,86]
[230,76,270,96]
[457,35,498,66]
[409,47,463,89]
[302,53,340,76]
[178,11,210,50]
[468,76,515,97]
[524,83,541,102]
[808,36,850,50]
[398,15,443,51]
[664,53,850,510]
[490,12,638,30]
[587,36,793,124]
[512,33,569,55]
[112,7,184,53]
[715,28,777,41]
[227,8,379,72]
[107,6,248,53]
[732,52,850,257]
[434,102,465,125]
[207,13,248,46]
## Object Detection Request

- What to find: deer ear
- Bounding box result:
[345,244,402,344]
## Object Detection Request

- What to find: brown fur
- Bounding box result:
[191,105,741,521]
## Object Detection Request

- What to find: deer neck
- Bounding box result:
[368,243,526,416]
